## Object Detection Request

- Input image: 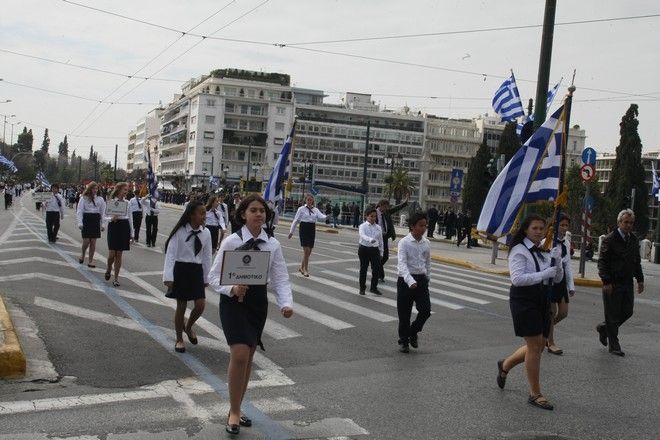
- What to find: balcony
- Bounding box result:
[160,153,186,164]
[222,131,267,147]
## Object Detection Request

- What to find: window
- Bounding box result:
[203,131,215,139]
[276,106,286,115]
[191,99,198,110]
[274,137,284,145]
[188,147,194,155]
[189,131,196,140]
[205,115,215,124]
[238,151,246,161]
[206,99,216,107]
[203,147,213,155]
[190,116,196,125]
[202,162,212,172]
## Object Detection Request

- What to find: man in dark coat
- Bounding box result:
[376,197,409,282]
[597,209,644,356]
[444,209,456,240]
[427,205,438,238]
[457,210,472,248]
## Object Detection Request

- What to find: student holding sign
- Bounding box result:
[209,194,293,435]
[104,182,133,287]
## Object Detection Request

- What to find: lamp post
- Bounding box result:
[2,114,16,145]
[9,120,21,147]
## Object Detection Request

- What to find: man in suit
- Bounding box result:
[427,205,438,238]
[444,208,456,240]
[597,209,644,356]
[457,210,472,248]
[376,197,409,282]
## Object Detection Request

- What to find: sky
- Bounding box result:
[1,0,659,169]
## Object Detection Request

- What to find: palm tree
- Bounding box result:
[384,167,413,204]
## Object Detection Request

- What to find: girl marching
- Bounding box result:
[205,196,226,253]
[496,214,563,410]
[76,181,106,268]
[104,182,133,287]
[163,200,212,354]
[209,194,293,435]
[288,194,327,277]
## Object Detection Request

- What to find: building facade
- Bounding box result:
[126,129,136,174]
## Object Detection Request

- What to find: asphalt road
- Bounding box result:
[1,193,659,440]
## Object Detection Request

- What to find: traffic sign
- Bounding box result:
[449,169,464,194]
[580,164,596,182]
[581,147,597,166]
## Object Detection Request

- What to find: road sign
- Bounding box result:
[581,147,597,166]
[449,169,464,194]
[580,164,596,182]
[584,195,595,210]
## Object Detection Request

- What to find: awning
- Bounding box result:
[158,181,176,191]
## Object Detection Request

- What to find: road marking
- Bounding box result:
[290,282,397,322]
[132,271,165,276]
[343,268,472,308]
[267,293,354,330]
[286,258,360,268]
[279,243,338,259]
[280,417,369,438]
[428,279,508,300]
[431,262,511,285]
[1,238,46,244]
[0,257,71,268]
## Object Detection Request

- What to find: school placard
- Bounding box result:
[219,250,270,285]
[105,200,129,216]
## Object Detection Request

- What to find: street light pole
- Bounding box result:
[361,120,371,212]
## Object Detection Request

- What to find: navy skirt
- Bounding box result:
[220,284,268,349]
[166,262,205,301]
[509,284,551,338]
[299,221,316,248]
[81,213,101,239]
[548,276,569,303]
[107,219,130,251]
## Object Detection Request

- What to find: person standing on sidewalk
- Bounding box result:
[596,209,644,357]
[542,214,575,355]
[358,207,384,295]
[163,200,212,354]
[76,181,106,268]
[128,192,144,243]
[397,212,431,353]
[288,194,327,277]
[496,214,563,411]
[427,205,438,238]
[43,183,65,243]
[376,197,408,282]
[457,210,473,248]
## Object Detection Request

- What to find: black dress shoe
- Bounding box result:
[239,414,252,427]
[596,324,608,347]
[609,349,625,357]
[399,343,409,353]
[497,359,508,389]
[370,288,383,295]
[359,289,365,295]
[410,334,418,349]
[225,423,240,435]
[609,341,625,356]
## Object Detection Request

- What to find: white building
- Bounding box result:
[159,68,295,191]
[126,129,136,174]
[126,109,162,175]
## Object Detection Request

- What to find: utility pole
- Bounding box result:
[113,144,118,182]
[361,120,371,212]
[532,0,557,129]
[246,145,252,181]
[490,154,506,264]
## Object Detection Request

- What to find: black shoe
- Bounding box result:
[609,341,624,356]
[378,278,385,283]
[410,334,418,349]
[399,342,410,353]
[596,324,608,347]
[359,289,365,295]
[497,359,508,389]
[239,415,252,427]
[370,288,382,296]
[225,423,240,435]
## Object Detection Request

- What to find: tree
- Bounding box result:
[41,129,50,154]
[497,122,521,163]
[89,145,95,161]
[462,136,492,219]
[384,167,414,204]
[58,135,69,158]
[604,104,649,234]
[15,127,33,154]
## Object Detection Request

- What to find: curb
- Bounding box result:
[0,295,26,378]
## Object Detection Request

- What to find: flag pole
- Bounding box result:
[551,73,576,262]
[284,118,297,213]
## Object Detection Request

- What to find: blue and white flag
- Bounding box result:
[146,150,159,200]
[492,73,525,122]
[36,171,50,188]
[477,105,566,239]
[516,79,562,136]
[263,125,295,202]
[0,154,18,173]
[652,161,660,197]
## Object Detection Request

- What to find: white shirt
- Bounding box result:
[143,197,160,216]
[128,197,143,214]
[209,225,293,310]
[104,198,134,237]
[541,236,575,291]
[43,193,65,216]
[358,221,384,256]
[76,196,107,227]
[163,223,213,283]
[289,205,327,234]
[219,202,229,227]
[509,237,564,287]
[397,232,431,287]
[205,207,227,229]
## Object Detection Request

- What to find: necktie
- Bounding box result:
[150,199,156,216]
[55,196,61,208]
[381,213,387,234]
[213,209,220,222]
[307,207,314,216]
[237,237,265,251]
[560,242,567,258]
[530,246,546,262]
[186,230,203,255]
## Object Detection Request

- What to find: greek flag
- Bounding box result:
[652,161,660,197]
[146,150,159,200]
[263,124,295,202]
[516,79,562,136]
[0,154,18,173]
[477,105,566,239]
[492,73,525,122]
[36,171,50,188]
[209,175,220,189]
